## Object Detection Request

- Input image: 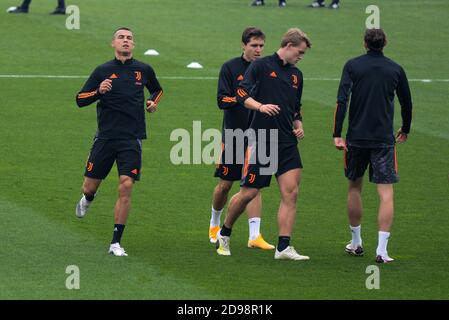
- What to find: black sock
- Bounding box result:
[220,225,232,237]
[111,224,125,244]
[58,0,65,9]
[277,236,290,252]
[21,0,31,9]
[84,193,95,202]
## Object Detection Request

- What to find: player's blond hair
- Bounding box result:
[280,28,311,48]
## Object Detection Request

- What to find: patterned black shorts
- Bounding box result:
[344,146,398,184]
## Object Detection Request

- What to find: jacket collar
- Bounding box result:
[240,54,251,66]
[273,52,290,67]
[114,57,134,65]
[367,50,384,57]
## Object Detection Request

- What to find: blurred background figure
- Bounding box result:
[251,0,287,7]
[7,0,66,14]
[309,0,340,9]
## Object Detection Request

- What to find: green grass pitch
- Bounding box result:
[0,0,448,299]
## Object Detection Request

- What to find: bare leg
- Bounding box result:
[212,179,233,211]
[376,184,394,260]
[223,187,259,228]
[377,184,394,232]
[209,179,233,241]
[276,169,301,237]
[348,177,363,226]
[114,175,134,224]
[273,169,312,259]
[75,176,102,217]
[82,177,102,197]
[246,192,262,219]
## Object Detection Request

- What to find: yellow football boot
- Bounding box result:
[247,234,275,250]
[216,231,231,256]
[209,226,220,244]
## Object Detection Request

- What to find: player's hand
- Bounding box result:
[396,128,408,144]
[259,104,280,116]
[146,100,157,113]
[99,79,112,94]
[293,121,304,140]
[334,137,347,151]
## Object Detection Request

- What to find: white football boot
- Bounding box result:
[275,246,310,261]
[109,243,128,257]
[345,242,364,256]
[75,195,92,218]
[376,254,394,263]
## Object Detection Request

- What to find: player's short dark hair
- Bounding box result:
[242,27,265,45]
[113,27,133,38]
[364,28,386,51]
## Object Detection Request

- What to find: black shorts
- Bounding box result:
[84,138,142,181]
[241,142,302,189]
[344,145,398,184]
[214,142,245,181]
[214,163,243,181]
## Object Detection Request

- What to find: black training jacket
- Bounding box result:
[236,53,304,144]
[76,58,163,140]
[217,55,253,134]
[333,50,412,147]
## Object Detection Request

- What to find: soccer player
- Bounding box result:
[216,28,311,261]
[251,0,286,7]
[333,28,412,263]
[75,27,163,257]
[210,27,274,250]
[7,0,66,14]
[308,0,340,9]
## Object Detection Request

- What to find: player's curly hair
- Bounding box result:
[364,28,387,51]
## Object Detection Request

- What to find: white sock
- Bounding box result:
[210,206,222,227]
[248,217,261,240]
[350,225,362,247]
[377,231,390,256]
